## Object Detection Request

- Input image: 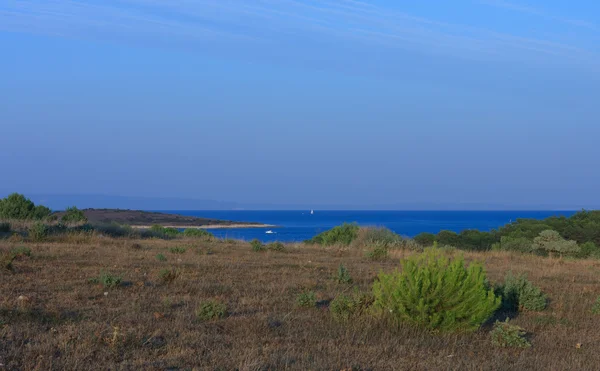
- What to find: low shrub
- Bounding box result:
[156,253,167,262]
[308,223,360,246]
[296,290,317,308]
[267,242,285,252]
[335,264,353,284]
[414,232,436,247]
[0,222,10,233]
[1,252,15,271]
[366,244,389,260]
[490,318,531,348]
[532,230,580,257]
[577,242,600,259]
[250,239,264,252]
[196,300,228,321]
[61,206,87,224]
[95,223,137,238]
[496,272,547,312]
[330,290,372,322]
[183,228,213,239]
[163,227,180,237]
[11,246,31,258]
[496,236,534,253]
[159,267,180,283]
[99,271,122,289]
[372,248,501,332]
[169,247,186,254]
[592,296,600,315]
[28,222,48,241]
[357,227,402,248]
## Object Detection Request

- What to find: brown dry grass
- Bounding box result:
[1,237,599,370]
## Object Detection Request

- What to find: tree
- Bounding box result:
[532,230,580,257]
[61,206,87,224]
[0,193,51,220]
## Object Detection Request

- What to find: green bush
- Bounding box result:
[95,223,137,238]
[577,242,600,259]
[366,244,389,260]
[250,239,264,252]
[183,228,213,239]
[309,223,360,246]
[11,246,31,258]
[169,247,186,254]
[163,227,180,237]
[159,267,180,283]
[296,290,317,308]
[358,227,402,247]
[61,206,87,224]
[330,290,372,322]
[497,236,534,253]
[372,248,501,332]
[156,253,167,262]
[414,232,436,247]
[0,193,51,220]
[1,252,15,271]
[0,222,10,233]
[196,300,228,321]
[29,222,48,241]
[496,272,547,312]
[533,230,580,257]
[592,296,600,315]
[99,271,122,289]
[267,241,285,251]
[490,318,531,348]
[150,224,165,233]
[335,264,353,284]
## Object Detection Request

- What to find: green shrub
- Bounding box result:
[163,227,180,237]
[95,223,137,238]
[330,290,372,322]
[366,244,389,260]
[296,290,317,308]
[335,264,353,284]
[29,222,48,241]
[61,206,87,224]
[1,252,15,271]
[156,253,167,262]
[11,246,31,258]
[490,318,531,348]
[169,247,186,254]
[497,236,534,253]
[0,222,10,233]
[99,271,122,289]
[196,300,228,321]
[358,227,402,247]
[533,230,580,257]
[577,242,600,259]
[372,248,501,332]
[0,193,51,220]
[309,223,360,246]
[267,241,285,251]
[183,228,213,239]
[414,232,436,247]
[592,296,600,315]
[159,267,180,283]
[496,272,547,312]
[150,225,165,233]
[250,239,264,252]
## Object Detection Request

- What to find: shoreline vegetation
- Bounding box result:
[131,223,276,229]
[2,193,600,368]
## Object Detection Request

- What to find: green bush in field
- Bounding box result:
[533,230,580,257]
[169,247,186,254]
[496,272,547,312]
[11,246,31,258]
[591,296,600,315]
[183,228,213,239]
[163,227,180,237]
[156,253,167,262]
[250,239,264,252]
[359,227,402,247]
[196,300,228,321]
[29,222,48,241]
[99,271,122,289]
[0,193,51,220]
[490,318,531,348]
[414,232,436,247]
[308,223,360,246]
[372,248,501,332]
[330,290,372,322]
[577,242,600,259]
[267,241,285,251]
[61,206,87,224]
[496,236,534,253]
[335,264,353,284]
[150,224,165,233]
[296,290,317,308]
[366,244,389,260]
[159,267,180,283]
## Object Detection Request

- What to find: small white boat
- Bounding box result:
[265,230,275,234]
[310,209,314,215]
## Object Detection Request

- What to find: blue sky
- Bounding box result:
[1,0,599,208]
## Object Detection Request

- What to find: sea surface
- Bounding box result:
[160,210,576,243]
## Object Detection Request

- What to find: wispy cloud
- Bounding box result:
[0,0,598,69]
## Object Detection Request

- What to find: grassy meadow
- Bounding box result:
[1,229,600,370]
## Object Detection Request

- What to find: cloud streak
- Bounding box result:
[1,0,598,70]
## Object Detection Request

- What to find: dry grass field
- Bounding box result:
[1,235,600,370]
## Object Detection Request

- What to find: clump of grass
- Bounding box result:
[267,241,285,252]
[156,253,167,262]
[250,239,265,252]
[308,223,360,246]
[372,248,501,332]
[495,272,547,312]
[490,318,531,348]
[296,290,317,308]
[357,227,403,248]
[183,228,213,239]
[98,271,122,289]
[592,296,600,315]
[28,222,48,241]
[130,242,143,250]
[196,300,228,321]
[335,264,353,284]
[366,244,389,260]
[1,252,16,271]
[169,247,186,254]
[11,246,32,258]
[159,267,180,283]
[330,290,372,322]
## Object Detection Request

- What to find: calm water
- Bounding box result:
[160,210,576,243]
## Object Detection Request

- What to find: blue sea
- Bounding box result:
[162,210,576,243]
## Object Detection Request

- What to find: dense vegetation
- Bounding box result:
[0,193,51,220]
